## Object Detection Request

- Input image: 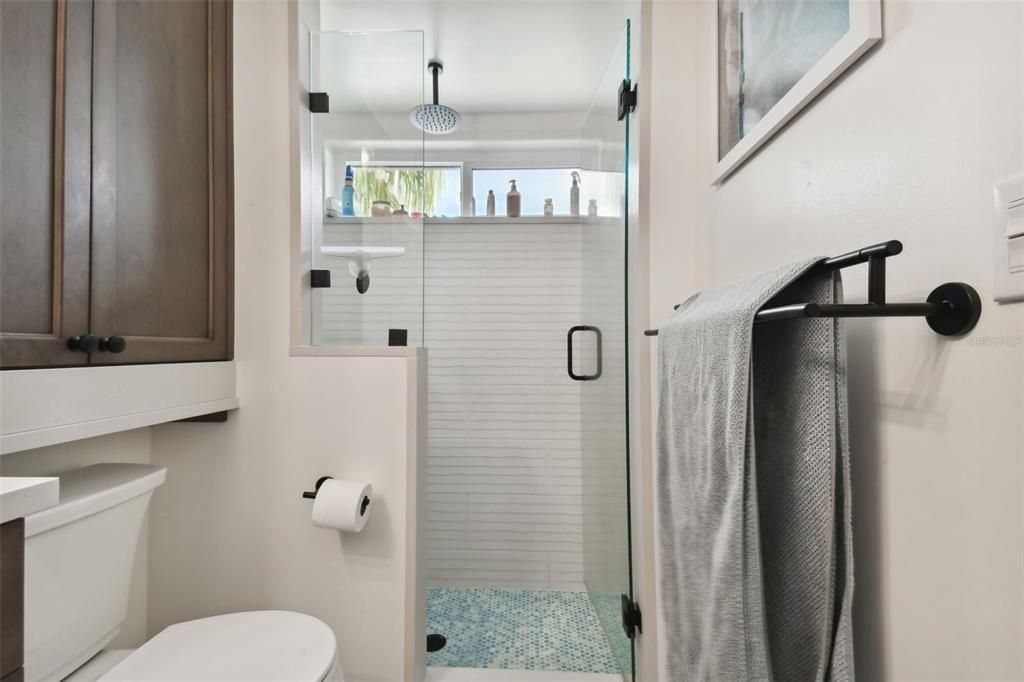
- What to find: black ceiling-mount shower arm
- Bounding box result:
[428,61,442,106]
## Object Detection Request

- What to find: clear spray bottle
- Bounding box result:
[570,171,581,217]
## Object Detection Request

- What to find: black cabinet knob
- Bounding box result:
[100,336,127,353]
[67,335,100,353]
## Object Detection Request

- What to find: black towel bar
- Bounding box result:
[644,240,981,338]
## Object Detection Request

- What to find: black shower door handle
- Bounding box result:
[567,325,602,381]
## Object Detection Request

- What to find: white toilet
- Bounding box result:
[22,463,342,682]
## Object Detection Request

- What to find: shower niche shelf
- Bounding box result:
[323,216,605,226]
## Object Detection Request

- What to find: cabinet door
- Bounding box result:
[0,0,92,369]
[90,0,233,365]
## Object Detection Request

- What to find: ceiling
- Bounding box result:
[318,1,636,114]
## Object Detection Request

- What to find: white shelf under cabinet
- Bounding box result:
[0,361,239,455]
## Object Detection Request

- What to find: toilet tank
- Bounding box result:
[22,463,166,682]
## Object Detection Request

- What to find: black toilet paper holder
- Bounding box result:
[301,476,333,500]
[302,476,372,517]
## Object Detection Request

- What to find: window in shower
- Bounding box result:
[470,167,625,218]
[338,164,463,218]
[470,167,578,216]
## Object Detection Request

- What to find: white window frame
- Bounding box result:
[463,161,583,217]
[345,159,588,218]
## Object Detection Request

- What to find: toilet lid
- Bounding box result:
[101,611,337,681]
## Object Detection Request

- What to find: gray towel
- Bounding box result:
[657,260,855,681]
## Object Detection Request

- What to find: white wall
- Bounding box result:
[148,355,425,682]
[145,3,426,681]
[646,1,1024,679]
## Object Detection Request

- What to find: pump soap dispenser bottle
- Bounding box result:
[507,179,521,218]
[570,171,581,216]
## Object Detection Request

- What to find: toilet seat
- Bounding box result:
[100,611,338,681]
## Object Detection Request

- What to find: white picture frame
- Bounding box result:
[712,0,882,185]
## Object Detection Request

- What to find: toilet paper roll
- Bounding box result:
[312,479,373,532]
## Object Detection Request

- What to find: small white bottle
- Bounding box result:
[486,190,496,217]
[470,196,476,217]
[588,199,598,217]
[570,171,581,216]
[543,198,554,217]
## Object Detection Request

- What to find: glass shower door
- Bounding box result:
[572,19,635,680]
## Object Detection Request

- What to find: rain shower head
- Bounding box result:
[410,61,461,135]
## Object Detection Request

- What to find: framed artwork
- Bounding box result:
[713,0,882,184]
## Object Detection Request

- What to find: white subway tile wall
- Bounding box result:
[320,219,586,589]
[425,222,585,590]
[319,219,425,346]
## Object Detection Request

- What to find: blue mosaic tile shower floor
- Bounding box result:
[426,587,620,674]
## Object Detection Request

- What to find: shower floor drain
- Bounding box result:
[427,634,447,653]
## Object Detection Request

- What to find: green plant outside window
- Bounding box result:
[351,167,452,216]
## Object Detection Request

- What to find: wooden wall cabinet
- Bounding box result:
[0,0,233,369]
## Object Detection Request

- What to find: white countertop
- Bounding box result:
[0,476,59,524]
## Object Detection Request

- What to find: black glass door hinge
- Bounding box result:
[618,80,638,121]
[309,92,329,113]
[621,594,642,639]
[310,269,332,288]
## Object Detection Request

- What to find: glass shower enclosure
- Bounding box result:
[305,18,637,679]
[309,30,426,347]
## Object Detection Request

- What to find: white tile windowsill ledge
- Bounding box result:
[290,345,423,358]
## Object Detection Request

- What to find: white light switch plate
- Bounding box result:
[994,174,1024,303]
